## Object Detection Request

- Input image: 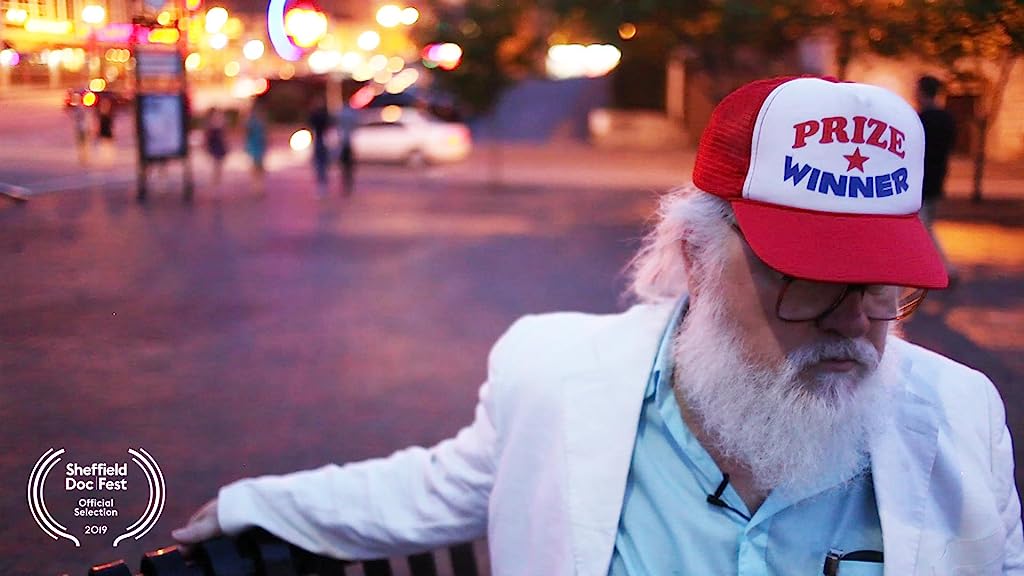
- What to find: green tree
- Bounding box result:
[905,0,1022,201]
[551,0,811,101]
[414,1,547,117]
[415,1,549,189]
[823,0,1024,201]
[568,0,1022,201]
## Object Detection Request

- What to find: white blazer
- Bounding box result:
[218,303,1024,575]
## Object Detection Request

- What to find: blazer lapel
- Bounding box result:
[561,303,675,575]
[871,360,939,576]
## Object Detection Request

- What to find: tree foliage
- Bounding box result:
[414,2,547,116]
[834,0,1024,200]
[549,0,810,99]
[417,0,1022,197]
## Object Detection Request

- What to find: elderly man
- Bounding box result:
[173,76,1023,574]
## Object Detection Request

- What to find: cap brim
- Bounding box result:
[731,199,949,289]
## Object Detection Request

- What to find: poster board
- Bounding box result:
[134,48,188,162]
[138,93,186,159]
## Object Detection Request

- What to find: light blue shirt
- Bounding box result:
[608,297,884,576]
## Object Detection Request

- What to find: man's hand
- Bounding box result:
[171,498,222,554]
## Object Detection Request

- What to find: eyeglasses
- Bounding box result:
[725,219,928,322]
[776,276,927,322]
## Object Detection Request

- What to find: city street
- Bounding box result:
[2,89,1023,575]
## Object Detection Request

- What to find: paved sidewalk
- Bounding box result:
[432,140,1024,200]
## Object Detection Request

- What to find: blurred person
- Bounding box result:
[204,107,229,185]
[307,95,332,196]
[172,77,1022,574]
[337,99,357,197]
[245,100,268,190]
[95,96,115,162]
[916,75,959,284]
[69,97,90,165]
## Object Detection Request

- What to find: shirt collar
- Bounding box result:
[645,294,690,402]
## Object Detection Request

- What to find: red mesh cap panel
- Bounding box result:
[693,76,818,199]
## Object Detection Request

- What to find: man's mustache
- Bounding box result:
[788,338,880,372]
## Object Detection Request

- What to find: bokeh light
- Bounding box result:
[308,49,340,74]
[209,33,228,50]
[357,31,380,51]
[148,28,180,44]
[546,44,621,79]
[375,5,401,28]
[369,54,388,71]
[284,7,327,49]
[400,7,419,25]
[81,5,106,25]
[205,7,228,33]
[243,39,265,61]
[184,52,202,71]
[0,49,20,67]
[422,42,462,71]
[289,129,312,151]
[380,105,402,123]
[5,8,28,24]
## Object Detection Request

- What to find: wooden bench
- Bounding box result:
[85,529,482,576]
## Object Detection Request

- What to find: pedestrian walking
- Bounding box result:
[204,107,229,185]
[245,100,268,189]
[915,75,959,284]
[308,95,332,195]
[70,98,90,165]
[337,100,357,197]
[95,96,115,163]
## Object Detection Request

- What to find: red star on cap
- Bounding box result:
[844,147,870,172]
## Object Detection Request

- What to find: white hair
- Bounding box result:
[626,184,736,305]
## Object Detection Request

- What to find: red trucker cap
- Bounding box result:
[692,76,948,289]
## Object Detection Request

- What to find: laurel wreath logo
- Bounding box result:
[27,447,165,548]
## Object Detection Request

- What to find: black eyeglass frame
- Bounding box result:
[774,276,928,323]
[725,219,927,323]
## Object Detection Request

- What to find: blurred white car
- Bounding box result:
[353,107,472,165]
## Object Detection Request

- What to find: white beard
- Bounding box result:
[672,292,900,495]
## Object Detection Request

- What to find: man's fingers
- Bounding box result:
[171,498,222,546]
[188,500,216,525]
[171,520,214,543]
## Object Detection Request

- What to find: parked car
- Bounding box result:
[353,106,471,165]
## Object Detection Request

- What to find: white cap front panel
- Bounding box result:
[742,78,924,215]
